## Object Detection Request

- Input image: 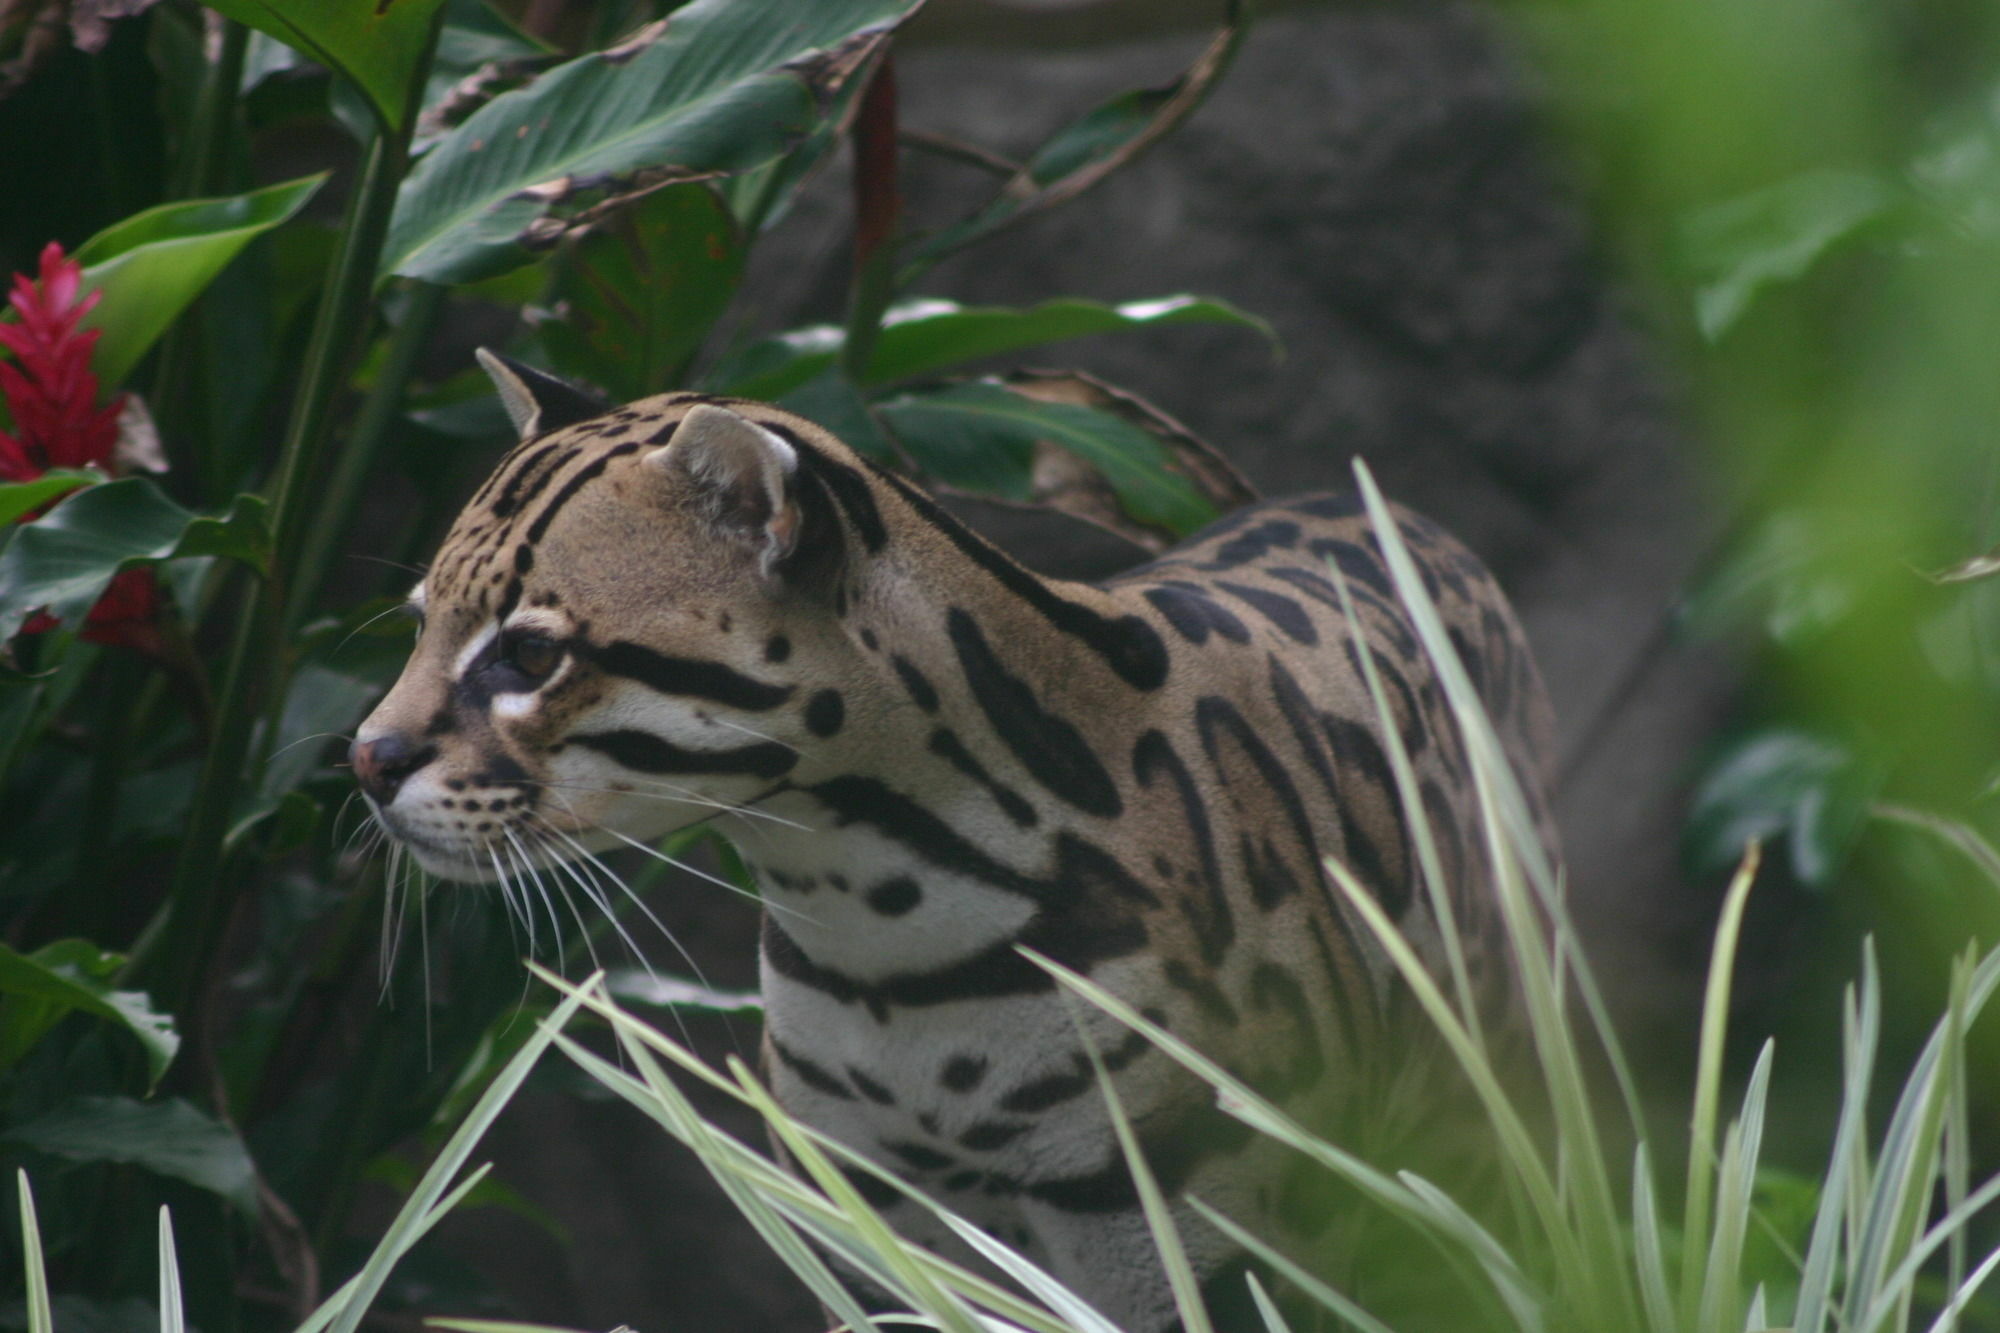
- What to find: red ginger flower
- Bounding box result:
[0,242,125,480]
[2,241,160,649]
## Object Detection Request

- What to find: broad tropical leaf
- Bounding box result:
[878,381,1218,535]
[541,185,745,401]
[0,479,269,638]
[715,294,1273,399]
[5,1097,257,1212]
[199,0,447,132]
[72,175,327,387]
[0,940,178,1086]
[381,0,924,285]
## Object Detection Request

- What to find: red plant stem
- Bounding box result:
[852,54,901,272]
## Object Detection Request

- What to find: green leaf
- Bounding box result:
[423,0,553,128]
[878,382,1216,534]
[382,0,923,285]
[0,940,179,1087]
[0,473,97,527]
[71,175,327,388]
[905,2,1245,269]
[1683,169,1901,340]
[777,367,896,464]
[715,295,1273,400]
[541,185,745,401]
[1678,510,1854,648]
[1685,729,1878,885]
[0,481,269,639]
[5,1096,256,1213]
[199,0,446,132]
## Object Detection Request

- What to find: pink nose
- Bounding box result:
[350,733,432,804]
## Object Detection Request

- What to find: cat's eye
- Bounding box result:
[506,634,563,681]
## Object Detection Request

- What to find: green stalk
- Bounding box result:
[136,31,436,1015]
[154,18,248,501]
[287,280,445,630]
[169,19,250,200]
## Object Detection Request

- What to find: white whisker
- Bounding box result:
[530,778,810,832]
[711,717,799,753]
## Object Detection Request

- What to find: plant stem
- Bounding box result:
[137,54,431,1017]
[842,53,900,384]
[288,280,445,630]
[154,17,248,501]
[171,18,249,200]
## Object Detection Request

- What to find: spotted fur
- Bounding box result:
[353,367,1557,1331]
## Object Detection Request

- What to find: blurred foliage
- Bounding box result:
[1511,0,2000,1070]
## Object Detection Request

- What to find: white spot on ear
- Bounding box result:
[454,622,498,678]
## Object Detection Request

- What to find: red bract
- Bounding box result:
[2,241,159,652]
[0,242,126,482]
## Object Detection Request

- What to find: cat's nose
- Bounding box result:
[350,732,434,805]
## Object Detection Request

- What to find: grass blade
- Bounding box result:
[159,1206,185,1333]
[318,979,592,1333]
[1073,1009,1212,1333]
[1684,844,1762,1318]
[17,1172,50,1333]
[1188,1198,1398,1333]
[1244,1270,1297,1333]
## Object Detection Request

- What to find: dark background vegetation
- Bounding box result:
[2,0,1999,1329]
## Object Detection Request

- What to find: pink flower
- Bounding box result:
[2,241,160,651]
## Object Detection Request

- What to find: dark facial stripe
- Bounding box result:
[870,464,1169,691]
[586,640,794,711]
[572,729,796,779]
[493,442,581,518]
[522,440,645,545]
[947,609,1121,819]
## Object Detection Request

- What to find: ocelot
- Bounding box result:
[352,354,1558,1331]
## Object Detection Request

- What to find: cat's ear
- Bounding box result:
[646,404,803,570]
[475,348,610,441]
